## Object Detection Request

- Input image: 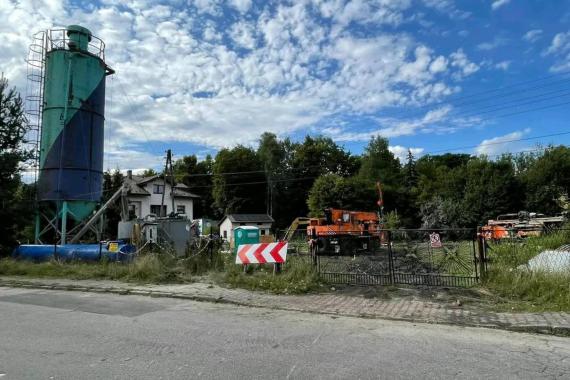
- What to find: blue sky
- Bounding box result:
[1,0,569,172]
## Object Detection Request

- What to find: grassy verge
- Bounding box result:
[483,229,570,312]
[0,253,193,284]
[0,250,322,295]
[213,254,322,294]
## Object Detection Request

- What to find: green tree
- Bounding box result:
[101,169,124,239]
[404,149,418,191]
[357,137,406,220]
[307,174,377,216]
[420,196,467,229]
[173,154,215,218]
[461,156,522,225]
[212,146,265,215]
[0,76,33,254]
[140,168,157,177]
[282,136,359,227]
[257,132,287,215]
[522,146,570,214]
[358,136,401,186]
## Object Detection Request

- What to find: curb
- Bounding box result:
[1,279,569,337]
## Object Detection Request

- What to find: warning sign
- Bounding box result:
[108,242,119,252]
[429,233,442,248]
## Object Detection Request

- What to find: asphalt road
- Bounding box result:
[0,287,569,379]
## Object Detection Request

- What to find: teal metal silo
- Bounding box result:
[34,25,114,244]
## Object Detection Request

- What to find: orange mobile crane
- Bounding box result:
[307,182,386,255]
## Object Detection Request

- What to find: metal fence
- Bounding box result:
[278,225,570,287]
[311,229,481,287]
[277,228,483,287]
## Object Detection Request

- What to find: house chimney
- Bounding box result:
[127,170,132,179]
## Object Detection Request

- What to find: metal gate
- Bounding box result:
[316,229,481,287]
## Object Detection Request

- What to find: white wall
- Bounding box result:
[128,179,193,219]
[219,218,272,243]
[220,218,233,241]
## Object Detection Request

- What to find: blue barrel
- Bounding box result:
[12,245,58,261]
[12,242,136,263]
[54,244,102,261]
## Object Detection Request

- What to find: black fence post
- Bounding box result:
[387,230,395,285]
[476,227,486,280]
[472,233,479,281]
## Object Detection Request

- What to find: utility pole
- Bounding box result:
[169,150,175,217]
[160,149,173,217]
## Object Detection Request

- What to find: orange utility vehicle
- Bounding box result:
[481,211,565,241]
[307,182,385,255]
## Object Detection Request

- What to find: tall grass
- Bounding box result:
[0,252,193,284]
[484,229,570,311]
[216,254,321,294]
[0,249,321,294]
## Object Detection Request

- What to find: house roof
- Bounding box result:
[223,214,274,224]
[125,174,200,198]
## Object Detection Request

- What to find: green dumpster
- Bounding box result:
[234,226,260,254]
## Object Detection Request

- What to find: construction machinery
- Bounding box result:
[481,211,566,241]
[307,182,385,255]
[283,217,311,241]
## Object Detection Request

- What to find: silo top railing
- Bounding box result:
[44,29,106,60]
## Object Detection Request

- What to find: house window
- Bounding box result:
[153,184,164,194]
[223,230,227,239]
[150,205,167,217]
[128,204,136,218]
[260,229,266,236]
[176,205,186,214]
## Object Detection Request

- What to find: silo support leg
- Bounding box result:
[60,201,68,245]
[34,213,40,244]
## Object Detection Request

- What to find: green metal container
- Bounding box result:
[34,25,114,244]
[233,226,260,254]
[37,25,114,222]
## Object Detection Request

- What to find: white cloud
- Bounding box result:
[388,145,424,162]
[545,31,570,55]
[1,0,486,170]
[229,21,256,49]
[475,129,531,156]
[523,29,543,43]
[495,60,511,70]
[544,31,570,72]
[476,37,507,51]
[422,0,470,19]
[429,56,448,74]
[491,0,510,11]
[229,0,252,14]
[321,105,454,142]
[450,49,479,77]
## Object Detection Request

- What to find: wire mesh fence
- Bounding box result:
[483,227,570,274]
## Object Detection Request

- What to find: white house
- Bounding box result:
[219,214,274,242]
[124,170,199,219]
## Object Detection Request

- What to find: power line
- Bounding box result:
[424,131,570,155]
[386,71,570,120]
[185,176,318,190]
[172,164,341,179]
[442,89,570,120]
[112,75,164,163]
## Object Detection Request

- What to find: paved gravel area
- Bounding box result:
[1,276,569,336]
[1,287,569,379]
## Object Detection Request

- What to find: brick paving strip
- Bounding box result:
[1,276,569,337]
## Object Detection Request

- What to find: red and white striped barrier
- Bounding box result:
[236,242,288,264]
